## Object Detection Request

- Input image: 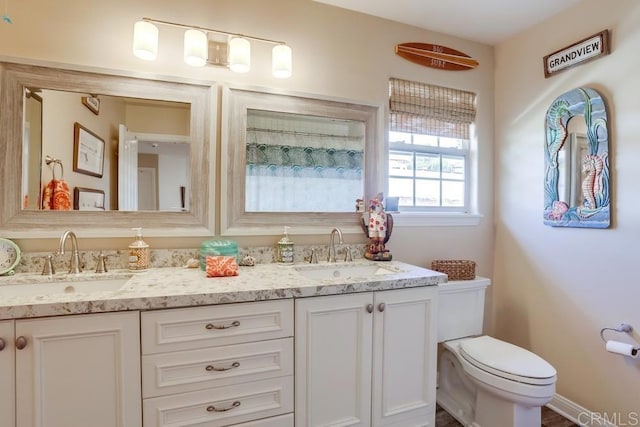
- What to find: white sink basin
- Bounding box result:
[295,263,398,281]
[0,278,130,298]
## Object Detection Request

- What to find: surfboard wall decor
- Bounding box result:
[395,42,479,71]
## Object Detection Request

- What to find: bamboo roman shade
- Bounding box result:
[389,78,477,139]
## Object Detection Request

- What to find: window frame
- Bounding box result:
[388,132,470,213]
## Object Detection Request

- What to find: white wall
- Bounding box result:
[494,0,640,419]
[0,0,495,279]
[158,152,188,211]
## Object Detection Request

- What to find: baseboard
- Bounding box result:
[548,394,617,427]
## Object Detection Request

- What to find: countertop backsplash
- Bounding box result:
[16,244,369,274]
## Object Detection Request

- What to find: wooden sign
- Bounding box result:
[543,30,610,78]
[395,42,479,71]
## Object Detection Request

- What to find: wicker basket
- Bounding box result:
[431,260,476,280]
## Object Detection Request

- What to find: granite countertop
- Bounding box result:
[0,260,446,320]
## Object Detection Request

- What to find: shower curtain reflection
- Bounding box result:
[245,109,365,213]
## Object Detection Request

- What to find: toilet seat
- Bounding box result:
[443,336,557,405]
[457,336,557,386]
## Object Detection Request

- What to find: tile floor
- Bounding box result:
[435,404,579,426]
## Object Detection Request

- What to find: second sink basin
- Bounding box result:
[294,263,398,281]
[0,277,130,298]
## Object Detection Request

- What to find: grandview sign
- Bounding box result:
[543,30,610,78]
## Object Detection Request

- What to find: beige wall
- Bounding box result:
[0,0,495,279]
[24,94,42,209]
[125,103,190,135]
[494,0,640,419]
[40,90,125,209]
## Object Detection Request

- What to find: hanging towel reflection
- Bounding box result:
[42,179,71,210]
[42,156,71,210]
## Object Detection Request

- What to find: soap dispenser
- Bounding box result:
[276,226,294,264]
[128,227,149,272]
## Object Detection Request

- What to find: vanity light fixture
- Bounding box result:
[183,29,208,67]
[228,36,251,73]
[132,17,292,78]
[132,20,159,61]
[272,44,293,78]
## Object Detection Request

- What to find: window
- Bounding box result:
[388,78,476,213]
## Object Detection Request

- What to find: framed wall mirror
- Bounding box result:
[221,85,383,235]
[0,61,215,238]
[544,87,610,228]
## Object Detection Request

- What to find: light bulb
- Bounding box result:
[228,37,250,73]
[133,21,159,61]
[272,44,292,78]
[184,29,208,67]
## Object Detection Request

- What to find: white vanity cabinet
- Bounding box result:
[295,286,439,427]
[0,319,15,427]
[141,299,294,427]
[9,311,141,427]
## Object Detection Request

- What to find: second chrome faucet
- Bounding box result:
[327,227,343,263]
[58,230,82,274]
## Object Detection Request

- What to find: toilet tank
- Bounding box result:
[437,277,491,342]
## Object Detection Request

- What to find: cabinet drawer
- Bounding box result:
[141,299,293,354]
[142,338,293,398]
[143,376,293,427]
[229,413,293,426]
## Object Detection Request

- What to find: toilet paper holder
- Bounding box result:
[600,323,640,355]
[600,322,635,343]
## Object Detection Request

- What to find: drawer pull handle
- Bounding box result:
[205,320,240,330]
[205,361,240,372]
[206,401,241,412]
[366,304,373,313]
[378,303,385,312]
[0,338,4,351]
[16,336,27,350]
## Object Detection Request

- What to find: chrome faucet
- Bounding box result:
[327,227,344,263]
[58,230,82,274]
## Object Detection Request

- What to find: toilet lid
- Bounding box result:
[458,336,557,385]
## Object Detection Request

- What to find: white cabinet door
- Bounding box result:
[0,320,15,427]
[295,292,373,427]
[295,287,438,427]
[372,287,438,426]
[15,311,142,427]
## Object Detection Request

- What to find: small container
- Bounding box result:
[128,227,149,272]
[276,226,294,264]
[199,240,238,271]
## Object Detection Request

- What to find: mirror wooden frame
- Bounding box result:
[0,61,216,238]
[220,85,384,236]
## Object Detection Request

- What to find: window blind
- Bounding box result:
[389,78,477,139]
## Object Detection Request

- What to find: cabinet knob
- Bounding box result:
[15,336,27,350]
[366,304,373,313]
[0,338,5,351]
[378,303,385,312]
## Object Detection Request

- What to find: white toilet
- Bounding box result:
[437,278,557,427]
